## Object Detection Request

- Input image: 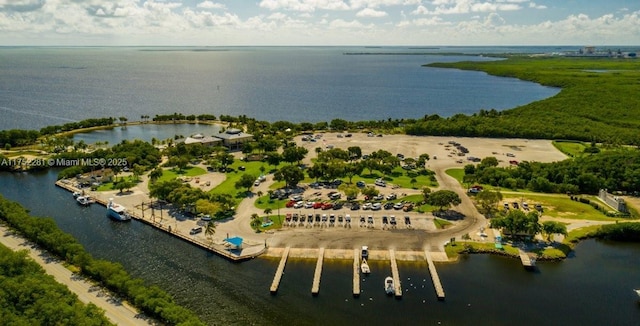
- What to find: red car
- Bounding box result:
[322,202,333,210]
[313,202,324,209]
[286,200,296,208]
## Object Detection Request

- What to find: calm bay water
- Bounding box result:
[2,46,639,324]
[1,169,640,325]
[0,46,560,131]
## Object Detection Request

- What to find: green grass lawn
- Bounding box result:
[433,218,452,229]
[552,140,587,157]
[96,175,138,191]
[157,166,206,183]
[254,195,289,211]
[209,161,270,199]
[445,168,464,184]
[502,193,615,221]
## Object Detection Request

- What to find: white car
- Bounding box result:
[293,201,304,209]
[362,203,372,210]
[371,203,382,211]
[304,201,315,209]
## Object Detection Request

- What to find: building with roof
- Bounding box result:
[214,128,253,151]
[182,134,222,147]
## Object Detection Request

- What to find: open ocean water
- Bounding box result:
[0,46,562,131]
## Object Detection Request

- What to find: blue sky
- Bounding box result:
[0,0,638,45]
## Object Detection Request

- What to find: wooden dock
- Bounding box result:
[270,247,290,294]
[519,249,536,270]
[353,248,360,297]
[311,248,325,295]
[389,249,402,297]
[55,180,265,262]
[425,251,445,300]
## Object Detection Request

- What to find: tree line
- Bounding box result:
[0,195,205,326]
[0,243,114,325]
[464,149,640,194]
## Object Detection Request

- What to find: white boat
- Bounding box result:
[634,289,640,299]
[76,196,94,206]
[361,245,369,260]
[361,258,371,274]
[384,276,394,295]
[107,198,131,221]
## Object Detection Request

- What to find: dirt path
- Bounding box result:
[0,224,153,326]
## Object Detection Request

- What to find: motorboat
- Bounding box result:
[384,276,394,295]
[361,246,369,260]
[76,195,94,206]
[634,289,640,299]
[107,198,131,221]
[361,258,371,274]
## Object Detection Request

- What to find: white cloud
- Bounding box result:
[259,0,349,12]
[529,2,546,10]
[196,1,226,10]
[356,8,388,17]
[329,18,370,28]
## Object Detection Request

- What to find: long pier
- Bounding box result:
[519,249,536,270]
[270,247,290,294]
[311,248,325,295]
[389,249,402,297]
[353,249,360,297]
[55,180,265,262]
[425,250,445,300]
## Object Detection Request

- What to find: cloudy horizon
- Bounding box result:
[0,0,638,46]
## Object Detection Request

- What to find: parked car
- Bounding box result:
[373,194,384,201]
[286,200,296,208]
[362,203,372,210]
[329,192,342,200]
[322,203,333,210]
[313,202,324,209]
[333,202,344,210]
[304,201,315,208]
[393,202,405,210]
[386,193,397,201]
[371,203,382,211]
[356,181,366,188]
[189,227,203,235]
[402,203,414,212]
[384,202,394,210]
[351,203,361,210]
[293,201,304,209]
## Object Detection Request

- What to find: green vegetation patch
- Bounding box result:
[433,218,452,229]
[504,194,614,221]
[157,166,206,183]
[413,57,640,145]
[445,168,464,184]
[552,140,587,157]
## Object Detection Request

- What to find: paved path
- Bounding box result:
[0,224,152,326]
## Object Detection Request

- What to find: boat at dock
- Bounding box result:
[361,246,369,260]
[361,258,371,274]
[384,276,394,295]
[107,198,131,221]
[76,195,94,206]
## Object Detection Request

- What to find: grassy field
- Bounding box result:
[433,218,452,229]
[445,168,464,183]
[552,140,587,157]
[501,193,614,221]
[209,161,271,199]
[157,166,207,183]
[96,175,138,191]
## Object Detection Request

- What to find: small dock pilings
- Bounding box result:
[519,249,536,270]
[425,250,445,300]
[311,248,325,296]
[389,249,402,298]
[353,249,360,297]
[270,247,290,294]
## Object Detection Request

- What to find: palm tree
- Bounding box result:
[205,221,216,242]
[264,208,273,216]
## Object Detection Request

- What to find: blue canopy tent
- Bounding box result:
[224,236,243,249]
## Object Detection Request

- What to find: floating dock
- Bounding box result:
[389,249,402,297]
[270,247,290,294]
[311,248,325,295]
[425,250,445,300]
[519,249,536,270]
[353,249,360,297]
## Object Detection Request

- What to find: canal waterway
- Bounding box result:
[1,169,640,325]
